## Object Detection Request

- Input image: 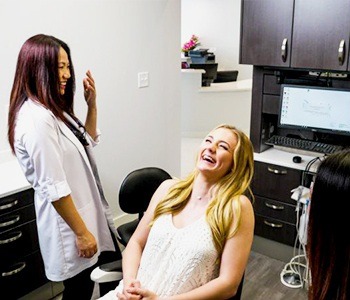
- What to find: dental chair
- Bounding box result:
[90,167,172,296]
[91,167,245,299]
[116,167,172,246]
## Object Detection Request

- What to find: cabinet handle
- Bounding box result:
[1,262,26,277]
[0,231,22,245]
[338,39,345,65]
[0,199,18,210]
[0,215,20,228]
[264,220,283,228]
[265,202,284,210]
[267,166,287,175]
[281,38,288,62]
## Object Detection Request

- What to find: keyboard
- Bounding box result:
[266,135,343,155]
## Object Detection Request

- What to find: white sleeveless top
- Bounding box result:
[98,214,219,299]
[137,214,219,296]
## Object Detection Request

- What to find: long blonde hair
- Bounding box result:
[152,124,254,257]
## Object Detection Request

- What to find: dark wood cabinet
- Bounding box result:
[241,0,350,249]
[240,0,350,71]
[292,0,350,71]
[248,67,350,247]
[0,189,48,299]
[240,0,294,67]
[249,67,350,153]
[252,161,302,246]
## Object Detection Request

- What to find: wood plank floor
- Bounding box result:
[242,251,308,300]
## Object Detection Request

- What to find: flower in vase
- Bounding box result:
[182,35,200,54]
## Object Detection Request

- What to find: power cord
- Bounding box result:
[280,254,307,288]
[280,193,308,289]
[280,156,322,289]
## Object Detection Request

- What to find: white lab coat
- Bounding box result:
[14,99,116,281]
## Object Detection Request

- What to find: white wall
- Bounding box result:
[181,0,252,80]
[181,0,253,141]
[0,0,181,218]
[181,71,252,138]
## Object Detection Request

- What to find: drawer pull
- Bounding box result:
[0,231,22,244]
[265,202,284,210]
[0,215,20,228]
[281,38,288,62]
[267,166,287,175]
[0,199,18,210]
[338,39,345,66]
[264,220,283,228]
[1,262,26,277]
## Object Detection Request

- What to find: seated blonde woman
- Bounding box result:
[99,124,255,300]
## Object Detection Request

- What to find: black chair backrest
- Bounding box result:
[119,167,172,216]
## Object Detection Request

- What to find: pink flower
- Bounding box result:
[182,35,200,53]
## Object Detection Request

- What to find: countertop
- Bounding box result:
[199,78,252,93]
[254,147,323,173]
[181,69,252,93]
[0,159,30,197]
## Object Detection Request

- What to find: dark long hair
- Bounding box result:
[307,150,350,300]
[8,34,76,153]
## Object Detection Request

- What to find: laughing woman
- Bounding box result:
[8,34,121,299]
[100,124,255,300]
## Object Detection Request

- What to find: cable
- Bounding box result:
[280,230,309,288]
[280,200,308,289]
[280,255,308,288]
[302,156,323,187]
[281,157,322,289]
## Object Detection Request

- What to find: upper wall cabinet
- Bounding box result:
[240,0,294,67]
[240,0,350,71]
[292,0,350,71]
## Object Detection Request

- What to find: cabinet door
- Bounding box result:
[240,0,294,67]
[292,0,350,71]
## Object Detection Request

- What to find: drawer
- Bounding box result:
[0,220,39,265]
[253,195,298,224]
[0,250,47,300]
[262,94,280,114]
[0,189,34,214]
[0,204,35,234]
[263,74,280,95]
[254,214,297,246]
[252,161,302,205]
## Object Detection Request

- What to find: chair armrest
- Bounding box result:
[100,260,123,272]
[91,259,123,283]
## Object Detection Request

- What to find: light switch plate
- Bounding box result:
[138,72,149,88]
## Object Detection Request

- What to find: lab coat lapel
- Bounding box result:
[56,116,94,175]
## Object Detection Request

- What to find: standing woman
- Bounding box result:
[8,34,121,299]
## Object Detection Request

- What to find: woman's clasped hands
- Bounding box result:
[117,279,160,300]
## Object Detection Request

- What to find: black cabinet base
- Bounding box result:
[0,251,48,300]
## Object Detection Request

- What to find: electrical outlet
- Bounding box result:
[138,72,149,88]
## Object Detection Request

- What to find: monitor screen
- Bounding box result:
[278,84,350,136]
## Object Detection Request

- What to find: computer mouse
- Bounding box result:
[293,156,302,163]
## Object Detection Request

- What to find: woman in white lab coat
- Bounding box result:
[8,34,120,299]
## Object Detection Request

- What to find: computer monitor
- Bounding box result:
[278,84,350,136]
[190,63,218,86]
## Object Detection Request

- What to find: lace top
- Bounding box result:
[136,214,219,296]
